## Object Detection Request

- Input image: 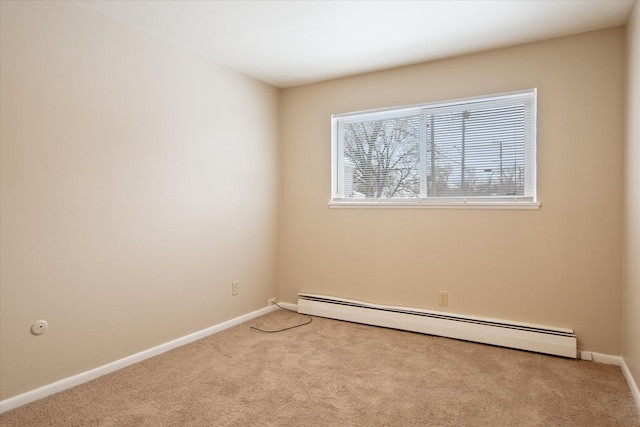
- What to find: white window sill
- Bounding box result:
[328,200,540,210]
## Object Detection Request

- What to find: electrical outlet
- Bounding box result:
[268,297,276,305]
[232,280,239,296]
[438,291,449,307]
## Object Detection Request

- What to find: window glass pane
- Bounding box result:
[343,116,421,199]
[428,105,525,197]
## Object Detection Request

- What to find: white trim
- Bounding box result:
[579,350,594,361]
[329,201,540,210]
[332,88,537,119]
[0,304,277,414]
[591,352,624,366]
[621,358,640,411]
[579,352,640,411]
[331,89,538,207]
[297,294,577,358]
[276,302,298,311]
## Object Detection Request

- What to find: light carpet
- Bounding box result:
[1,308,639,426]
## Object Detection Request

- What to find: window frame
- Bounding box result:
[330,89,539,209]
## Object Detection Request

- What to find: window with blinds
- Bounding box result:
[330,89,538,208]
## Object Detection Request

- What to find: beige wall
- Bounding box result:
[1,0,634,406]
[0,1,280,400]
[624,0,640,394]
[280,28,626,355]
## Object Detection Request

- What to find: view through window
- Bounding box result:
[331,90,537,208]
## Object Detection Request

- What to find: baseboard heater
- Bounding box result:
[297,293,577,358]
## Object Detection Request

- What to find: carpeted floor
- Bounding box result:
[1,308,639,426]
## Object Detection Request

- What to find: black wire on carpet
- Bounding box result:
[250,302,313,333]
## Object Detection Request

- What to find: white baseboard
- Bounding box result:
[0,304,277,414]
[621,359,640,411]
[562,351,640,411]
[276,302,298,311]
[598,354,640,411]
[590,352,624,366]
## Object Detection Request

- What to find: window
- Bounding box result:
[330,89,538,209]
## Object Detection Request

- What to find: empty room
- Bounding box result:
[1,0,639,425]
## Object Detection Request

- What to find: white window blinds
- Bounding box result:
[331,89,537,208]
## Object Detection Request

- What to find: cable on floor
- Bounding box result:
[250,302,313,333]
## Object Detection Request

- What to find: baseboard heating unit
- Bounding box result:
[297,293,577,358]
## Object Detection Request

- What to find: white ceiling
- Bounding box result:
[80,0,635,88]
